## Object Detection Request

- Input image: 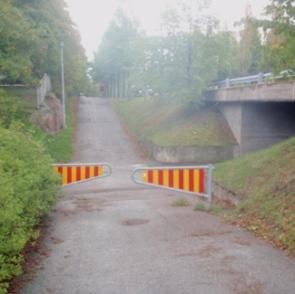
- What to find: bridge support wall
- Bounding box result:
[218,102,295,156]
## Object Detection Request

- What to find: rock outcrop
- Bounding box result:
[30,92,63,134]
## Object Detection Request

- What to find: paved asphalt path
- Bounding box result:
[21,97,295,294]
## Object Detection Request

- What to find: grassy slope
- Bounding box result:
[113,97,236,147]
[215,137,295,254]
[6,88,76,163]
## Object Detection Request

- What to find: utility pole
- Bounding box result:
[60,41,66,128]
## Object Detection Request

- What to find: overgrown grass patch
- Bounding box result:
[112,97,236,147]
[194,203,207,211]
[214,137,295,255]
[194,202,225,214]
[171,199,190,207]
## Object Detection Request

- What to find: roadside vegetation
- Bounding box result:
[0,0,91,94]
[172,199,190,207]
[214,137,295,255]
[113,97,236,148]
[0,89,76,294]
[0,0,88,291]
[0,126,60,293]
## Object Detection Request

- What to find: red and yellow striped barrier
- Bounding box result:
[132,165,213,201]
[53,163,112,186]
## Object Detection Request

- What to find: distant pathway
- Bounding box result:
[21,97,295,294]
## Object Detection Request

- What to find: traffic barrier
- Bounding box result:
[132,165,213,202]
[53,163,112,186]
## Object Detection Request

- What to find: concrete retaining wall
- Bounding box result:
[144,141,235,164]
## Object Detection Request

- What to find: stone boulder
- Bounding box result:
[30,93,63,134]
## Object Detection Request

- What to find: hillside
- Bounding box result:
[214,137,295,254]
[113,97,236,147]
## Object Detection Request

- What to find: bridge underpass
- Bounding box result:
[205,81,295,156]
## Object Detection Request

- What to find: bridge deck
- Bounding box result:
[206,81,295,102]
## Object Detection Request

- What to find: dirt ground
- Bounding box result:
[19,97,295,294]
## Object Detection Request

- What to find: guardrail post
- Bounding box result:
[206,165,214,205]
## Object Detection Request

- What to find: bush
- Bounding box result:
[0,127,59,293]
[0,90,26,128]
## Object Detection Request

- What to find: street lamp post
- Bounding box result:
[60,41,66,128]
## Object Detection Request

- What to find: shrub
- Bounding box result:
[0,90,26,128]
[0,127,59,293]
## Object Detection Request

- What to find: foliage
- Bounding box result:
[0,90,26,128]
[236,6,263,75]
[91,8,140,97]
[0,89,75,162]
[0,0,38,84]
[92,3,240,102]
[0,88,75,292]
[0,127,60,293]
[0,0,90,94]
[214,137,295,255]
[258,0,295,72]
[93,0,295,101]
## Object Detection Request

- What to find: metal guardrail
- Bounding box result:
[211,71,295,89]
[211,72,272,89]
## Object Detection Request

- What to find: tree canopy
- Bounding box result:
[91,4,238,101]
[92,1,295,102]
[0,0,89,94]
[259,0,295,72]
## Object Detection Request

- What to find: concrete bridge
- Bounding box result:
[205,81,295,156]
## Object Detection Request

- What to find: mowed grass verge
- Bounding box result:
[112,97,236,147]
[214,137,295,255]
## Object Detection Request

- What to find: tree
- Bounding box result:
[91,8,140,97]
[92,1,241,102]
[0,0,90,94]
[258,0,295,71]
[0,0,38,83]
[132,1,237,102]
[236,2,263,75]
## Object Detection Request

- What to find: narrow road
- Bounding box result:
[21,97,295,294]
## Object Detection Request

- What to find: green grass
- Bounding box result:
[113,97,236,147]
[214,137,295,254]
[172,199,190,207]
[0,88,75,163]
[194,203,207,211]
